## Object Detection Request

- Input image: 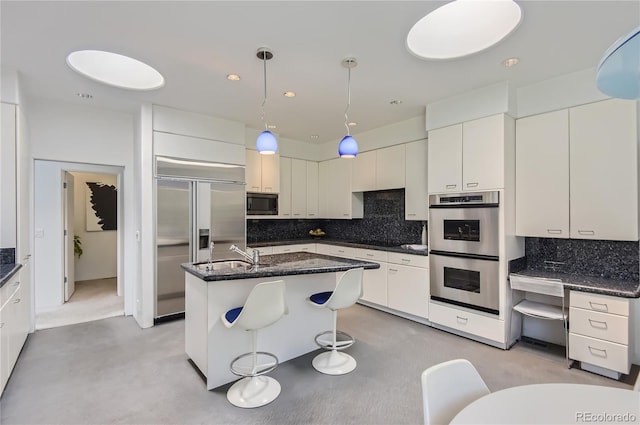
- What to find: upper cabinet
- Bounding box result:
[279,157,292,218]
[1,103,17,249]
[405,139,428,220]
[319,158,363,219]
[278,157,319,219]
[245,149,280,193]
[428,114,513,193]
[306,161,319,218]
[291,158,307,218]
[351,145,406,192]
[515,99,638,241]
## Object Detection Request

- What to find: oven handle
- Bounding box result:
[429,203,499,209]
[429,250,499,262]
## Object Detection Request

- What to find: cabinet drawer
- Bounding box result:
[0,276,20,307]
[356,248,387,262]
[271,244,316,254]
[316,244,358,259]
[570,291,629,316]
[247,246,273,256]
[429,302,504,343]
[569,307,628,345]
[387,252,428,268]
[569,333,630,374]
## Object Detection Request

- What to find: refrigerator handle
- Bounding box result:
[198,229,210,250]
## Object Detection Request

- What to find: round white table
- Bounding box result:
[450,383,639,424]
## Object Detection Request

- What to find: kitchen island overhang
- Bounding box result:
[182,252,380,390]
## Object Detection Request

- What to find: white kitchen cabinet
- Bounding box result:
[515,99,638,241]
[0,271,29,396]
[569,291,631,378]
[355,249,388,306]
[245,149,280,193]
[1,103,17,249]
[247,246,273,256]
[315,244,358,259]
[429,301,505,343]
[306,161,319,218]
[279,157,292,218]
[515,110,570,237]
[291,159,307,218]
[405,139,428,220]
[428,114,513,193]
[377,144,406,190]
[351,150,376,192]
[271,243,316,254]
[319,158,363,219]
[569,99,638,241]
[387,255,429,319]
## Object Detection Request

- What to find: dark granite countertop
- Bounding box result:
[181,251,380,282]
[510,268,640,299]
[248,239,428,256]
[0,263,22,287]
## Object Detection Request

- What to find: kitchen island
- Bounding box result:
[181,251,379,390]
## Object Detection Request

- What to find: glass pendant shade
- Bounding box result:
[338,135,358,158]
[596,26,640,100]
[257,130,278,155]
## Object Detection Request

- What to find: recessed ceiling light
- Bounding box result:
[406,0,522,60]
[502,57,520,67]
[390,100,403,105]
[66,50,165,90]
[311,135,319,139]
[226,74,241,81]
[348,122,358,127]
[76,92,93,99]
[283,91,296,98]
[267,124,277,129]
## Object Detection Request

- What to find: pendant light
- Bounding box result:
[596,26,640,100]
[256,47,278,155]
[338,58,358,158]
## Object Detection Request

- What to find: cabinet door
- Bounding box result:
[463,114,505,191]
[361,262,388,306]
[515,110,569,237]
[1,103,17,250]
[7,285,27,371]
[318,161,330,218]
[0,302,8,394]
[377,144,406,190]
[405,140,428,220]
[570,99,638,240]
[279,157,292,218]
[428,124,462,193]
[261,154,280,193]
[291,159,307,217]
[387,264,429,318]
[351,150,376,192]
[306,161,319,218]
[245,149,262,192]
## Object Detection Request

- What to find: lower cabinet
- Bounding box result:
[568,291,631,377]
[271,243,316,254]
[1,271,29,395]
[356,249,388,306]
[429,301,505,344]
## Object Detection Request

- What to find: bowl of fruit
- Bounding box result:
[309,228,326,239]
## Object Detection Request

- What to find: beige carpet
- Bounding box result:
[35,278,124,330]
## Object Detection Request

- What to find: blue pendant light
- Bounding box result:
[256,48,278,155]
[338,58,358,158]
[596,26,640,100]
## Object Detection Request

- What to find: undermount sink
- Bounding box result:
[194,260,253,272]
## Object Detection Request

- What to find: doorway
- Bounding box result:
[33,161,124,330]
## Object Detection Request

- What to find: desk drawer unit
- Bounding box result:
[569,307,628,345]
[569,333,630,374]
[570,291,629,316]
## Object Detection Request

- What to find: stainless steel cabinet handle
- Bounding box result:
[547,229,562,234]
[389,268,398,273]
[343,213,349,217]
[14,298,21,303]
[588,301,609,312]
[308,213,315,216]
[456,316,468,324]
[366,253,374,257]
[13,281,20,286]
[588,346,608,358]
[293,213,301,216]
[588,319,608,330]
[466,182,479,188]
[578,230,595,235]
[445,184,457,189]
[408,213,417,216]
[251,186,260,190]
[401,258,410,262]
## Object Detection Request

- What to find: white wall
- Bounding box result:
[29,99,135,314]
[70,172,118,282]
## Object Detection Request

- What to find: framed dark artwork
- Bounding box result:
[85,182,117,231]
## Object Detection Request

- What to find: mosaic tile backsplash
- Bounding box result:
[247,189,424,247]
[0,248,16,265]
[525,237,639,281]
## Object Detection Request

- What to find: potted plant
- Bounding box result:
[74,235,83,258]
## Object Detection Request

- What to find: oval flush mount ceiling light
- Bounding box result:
[66,50,165,90]
[596,26,640,100]
[406,0,522,60]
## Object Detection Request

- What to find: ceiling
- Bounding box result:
[2,1,638,144]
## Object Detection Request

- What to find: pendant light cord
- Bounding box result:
[261,52,268,131]
[344,65,351,136]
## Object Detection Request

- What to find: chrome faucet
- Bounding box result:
[229,244,259,265]
[208,241,215,268]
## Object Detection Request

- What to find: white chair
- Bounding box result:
[307,267,364,375]
[509,274,570,367]
[221,280,288,408]
[421,359,490,425]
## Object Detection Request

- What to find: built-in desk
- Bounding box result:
[181,252,379,390]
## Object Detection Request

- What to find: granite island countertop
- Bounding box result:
[181,251,380,282]
[510,268,640,299]
[0,263,22,287]
[248,238,428,256]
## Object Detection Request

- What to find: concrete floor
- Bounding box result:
[1,304,636,424]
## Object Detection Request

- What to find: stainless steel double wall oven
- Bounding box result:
[429,191,500,315]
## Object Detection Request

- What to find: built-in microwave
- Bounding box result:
[247,192,278,215]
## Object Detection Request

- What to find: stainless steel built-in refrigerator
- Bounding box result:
[155,156,246,320]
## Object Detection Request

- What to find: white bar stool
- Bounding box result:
[307,267,364,375]
[221,280,288,408]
